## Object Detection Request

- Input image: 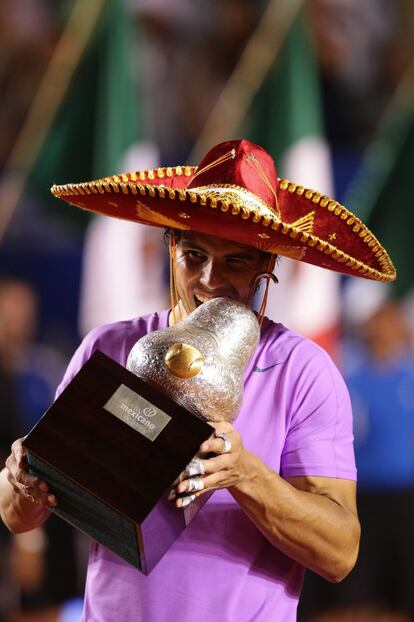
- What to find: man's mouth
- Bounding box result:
[193,293,234,307]
[193,293,224,307]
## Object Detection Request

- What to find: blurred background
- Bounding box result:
[0,0,413,620]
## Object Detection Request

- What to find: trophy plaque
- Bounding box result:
[24,298,260,574]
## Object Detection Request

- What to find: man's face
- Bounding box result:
[174,231,268,317]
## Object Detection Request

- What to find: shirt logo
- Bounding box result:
[253,362,283,373]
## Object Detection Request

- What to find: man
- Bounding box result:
[0,139,396,621]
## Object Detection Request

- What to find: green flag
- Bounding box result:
[248,8,324,173]
[28,0,141,228]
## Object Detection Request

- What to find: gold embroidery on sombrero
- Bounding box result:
[278,178,396,281]
[254,239,274,251]
[273,246,306,261]
[132,165,195,180]
[126,165,196,181]
[135,201,190,230]
[255,241,306,261]
[246,153,280,217]
[51,167,198,199]
[190,149,236,183]
[189,184,278,221]
[289,211,315,234]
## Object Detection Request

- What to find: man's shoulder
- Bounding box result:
[260,316,329,362]
[84,309,169,347]
[55,309,169,399]
[255,316,344,389]
[69,310,167,369]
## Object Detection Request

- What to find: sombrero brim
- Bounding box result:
[51,165,396,282]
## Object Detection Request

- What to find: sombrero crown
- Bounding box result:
[51,138,396,282]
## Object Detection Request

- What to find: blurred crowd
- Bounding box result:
[0,278,85,622]
[0,0,414,620]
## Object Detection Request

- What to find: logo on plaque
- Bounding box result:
[104,384,171,441]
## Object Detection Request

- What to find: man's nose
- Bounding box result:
[199,259,224,289]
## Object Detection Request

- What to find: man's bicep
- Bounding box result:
[285,475,358,516]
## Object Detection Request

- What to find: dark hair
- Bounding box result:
[163,228,182,246]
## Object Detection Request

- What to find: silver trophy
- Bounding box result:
[127,297,260,423]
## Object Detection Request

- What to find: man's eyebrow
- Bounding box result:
[179,240,207,251]
[180,244,256,259]
[227,251,257,258]
[179,241,261,262]
[224,248,264,262]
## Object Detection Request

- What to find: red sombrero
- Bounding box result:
[51,139,396,282]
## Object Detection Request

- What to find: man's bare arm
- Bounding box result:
[176,422,360,583]
[230,452,360,582]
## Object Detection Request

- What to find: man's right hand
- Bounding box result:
[5,438,57,508]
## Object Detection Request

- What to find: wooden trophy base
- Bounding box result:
[24,350,213,574]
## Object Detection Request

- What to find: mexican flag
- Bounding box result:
[248,8,340,357]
